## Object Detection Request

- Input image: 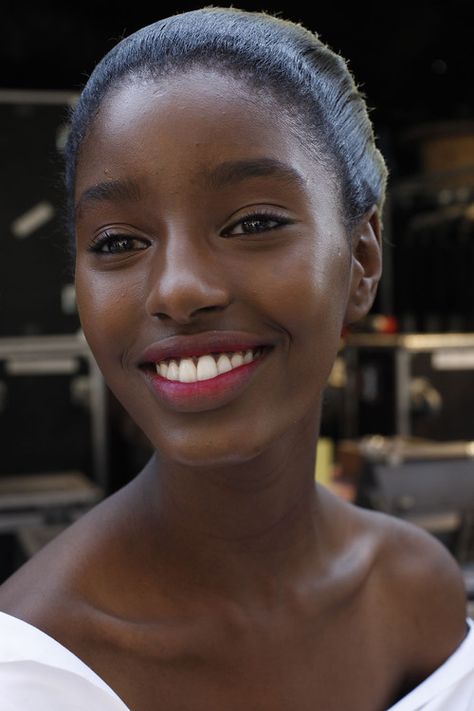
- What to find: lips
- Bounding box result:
[138,331,274,368]
[137,331,274,412]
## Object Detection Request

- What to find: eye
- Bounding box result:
[222,212,292,237]
[88,231,150,254]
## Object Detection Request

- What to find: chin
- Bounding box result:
[151,430,271,469]
[108,369,318,471]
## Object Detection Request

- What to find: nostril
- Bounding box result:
[196,304,228,314]
[153,312,172,321]
[151,302,229,323]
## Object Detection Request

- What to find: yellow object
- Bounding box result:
[315,438,334,487]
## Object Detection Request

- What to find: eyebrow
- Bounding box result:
[75,178,142,218]
[74,158,307,218]
[201,158,308,191]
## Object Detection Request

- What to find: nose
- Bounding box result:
[145,236,232,324]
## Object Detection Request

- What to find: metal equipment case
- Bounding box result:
[0,92,107,570]
[340,436,474,566]
[0,89,79,337]
[343,333,474,441]
[0,333,107,538]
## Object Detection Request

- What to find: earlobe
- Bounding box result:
[344,207,383,325]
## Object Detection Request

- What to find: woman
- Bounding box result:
[0,8,472,710]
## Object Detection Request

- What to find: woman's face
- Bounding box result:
[74,70,360,466]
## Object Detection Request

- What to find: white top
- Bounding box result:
[0,611,473,710]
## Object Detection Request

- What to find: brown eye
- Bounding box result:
[89,233,149,254]
[223,212,292,237]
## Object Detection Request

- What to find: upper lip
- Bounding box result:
[138,331,274,365]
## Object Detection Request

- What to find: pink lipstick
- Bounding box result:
[138,331,273,412]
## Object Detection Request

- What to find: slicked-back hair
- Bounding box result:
[64,7,387,250]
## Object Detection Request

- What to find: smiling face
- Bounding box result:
[74,69,368,466]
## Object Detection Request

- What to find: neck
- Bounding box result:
[134,415,331,604]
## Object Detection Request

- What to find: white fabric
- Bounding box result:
[386,618,474,710]
[0,611,129,710]
[0,610,473,709]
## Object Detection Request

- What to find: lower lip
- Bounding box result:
[143,352,269,412]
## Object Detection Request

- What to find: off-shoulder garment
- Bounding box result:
[0,611,473,710]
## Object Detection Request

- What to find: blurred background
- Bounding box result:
[1,1,474,600]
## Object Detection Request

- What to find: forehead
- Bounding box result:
[75,69,339,216]
[89,69,293,136]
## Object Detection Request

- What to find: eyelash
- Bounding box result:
[88,211,292,254]
[222,210,292,236]
[88,232,149,254]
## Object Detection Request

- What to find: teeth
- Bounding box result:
[155,348,262,382]
[216,354,232,375]
[166,360,179,380]
[230,352,244,368]
[179,358,197,383]
[197,355,218,381]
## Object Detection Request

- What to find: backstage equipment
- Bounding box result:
[0,473,102,535]
[0,332,107,485]
[343,333,474,442]
[388,121,474,333]
[0,90,79,337]
[338,436,474,565]
[0,333,107,569]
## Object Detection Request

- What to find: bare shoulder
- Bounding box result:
[0,479,137,628]
[356,504,467,675]
[374,510,466,619]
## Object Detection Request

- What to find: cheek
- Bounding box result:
[261,238,350,340]
[263,239,350,393]
[75,263,144,367]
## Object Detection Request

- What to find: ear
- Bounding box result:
[344,206,383,326]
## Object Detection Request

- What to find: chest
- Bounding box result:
[77,616,403,711]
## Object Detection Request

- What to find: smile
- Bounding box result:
[155,348,262,383]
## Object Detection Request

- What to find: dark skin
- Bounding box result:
[0,69,467,710]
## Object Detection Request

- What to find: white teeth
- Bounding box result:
[230,352,244,368]
[197,354,218,381]
[216,354,232,375]
[166,360,179,380]
[155,348,263,382]
[178,358,197,383]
